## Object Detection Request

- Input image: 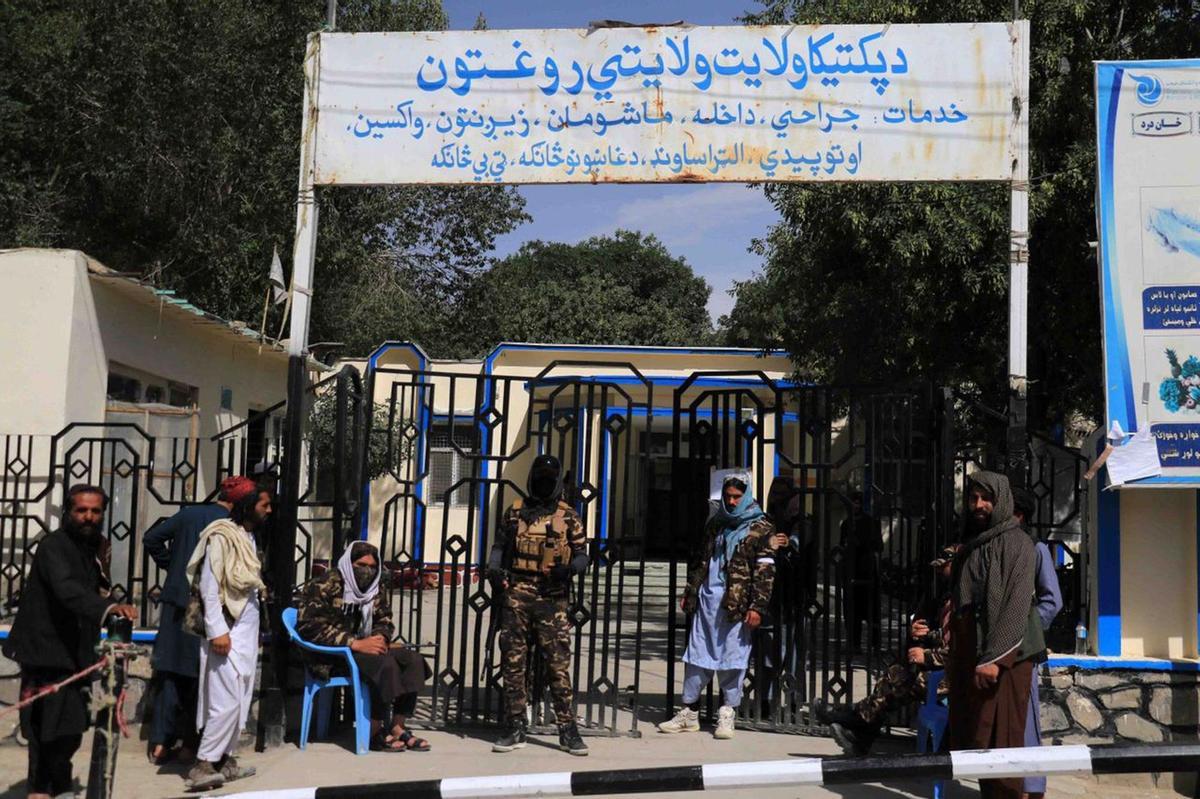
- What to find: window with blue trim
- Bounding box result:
[429,421,480,507]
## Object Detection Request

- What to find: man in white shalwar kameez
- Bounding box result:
[184,486,271,792]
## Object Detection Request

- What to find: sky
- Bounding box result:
[439,0,780,322]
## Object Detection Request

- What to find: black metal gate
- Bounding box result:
[0,363,1090,740]
[659,376,1090,733]
[664,375,942,732]
[364,361,653,735]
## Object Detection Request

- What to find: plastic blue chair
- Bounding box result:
[916,669,949,799]
[280,607,372,755]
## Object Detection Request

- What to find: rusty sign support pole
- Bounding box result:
[1007,20,1031,483]
[263,32,322,748]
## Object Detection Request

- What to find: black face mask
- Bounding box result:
[531,473,557,500]
[353,564,378,591]
[528,455,562,503]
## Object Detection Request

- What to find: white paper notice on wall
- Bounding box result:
[1105,428,1163,486]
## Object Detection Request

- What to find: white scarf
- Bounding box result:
[337,542,381,638]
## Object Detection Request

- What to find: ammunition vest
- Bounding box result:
[510,500,572,577]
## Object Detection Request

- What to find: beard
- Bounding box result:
[64,517,102,543]
[242,507,268,531]
[970,508,992,532]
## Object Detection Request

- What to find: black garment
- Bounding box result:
[840,512,882,580]
[148,671,200,750]
[7,528,111,798]
[840,512,882,651]
[26,732,81,796]
[846,583,882,651]
[19,668,89,744]
[346,648,430,721]
[3,528,112,673]
[20,669,85,795]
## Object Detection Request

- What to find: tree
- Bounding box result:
[454,230,714,355]
[0,0,528,358]
[308,394,408,483]
[728,0,1200,430]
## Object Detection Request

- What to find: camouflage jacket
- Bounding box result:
[295,570,393,679]
[683,516,777,621]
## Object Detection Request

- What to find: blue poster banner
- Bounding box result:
[1097,58,1200,486]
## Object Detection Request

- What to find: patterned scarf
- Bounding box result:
[709,476,764,585]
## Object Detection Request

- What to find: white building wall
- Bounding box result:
[0,249,100,433]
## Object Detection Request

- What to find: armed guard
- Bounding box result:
[487,454,590,755]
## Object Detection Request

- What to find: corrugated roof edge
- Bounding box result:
[76,251,328,370]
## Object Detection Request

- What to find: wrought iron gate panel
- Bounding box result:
[949,392,1090,652]
[0,363,1094,742]
[667,376,940,733]
[0,422,203,625]
[364,361,652,734]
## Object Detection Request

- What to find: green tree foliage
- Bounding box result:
[728,0,1200,427]
[308,393,407,482]
[0,0,527,357]
[455,230,714,354]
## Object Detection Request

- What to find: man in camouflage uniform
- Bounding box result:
[295,541,431,752]
[487,454,590,755]
[659,473,777,740]
[817,543,959,755]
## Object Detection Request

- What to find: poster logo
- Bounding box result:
[1131,73,1163,106]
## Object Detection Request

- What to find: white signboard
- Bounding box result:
[311,23,1021,185]
[1097,59,1200,486]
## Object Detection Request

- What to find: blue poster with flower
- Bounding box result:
[1096,58,1200,484]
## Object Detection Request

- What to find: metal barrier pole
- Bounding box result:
[189,743,1200,799]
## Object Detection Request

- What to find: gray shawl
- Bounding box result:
[952,471,1036,666]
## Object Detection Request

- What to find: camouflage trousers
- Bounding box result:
[855,664,949,725]
[499,579,574,725]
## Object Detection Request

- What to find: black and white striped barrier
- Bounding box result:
[196,743,1200,799]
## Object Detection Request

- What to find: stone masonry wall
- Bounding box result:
[1041,665,1200,744]
[1040,665,1200,796]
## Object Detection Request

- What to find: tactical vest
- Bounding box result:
[509,500,572,577]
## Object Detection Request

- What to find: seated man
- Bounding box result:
[295,541,432,752]
[816,544,959,755]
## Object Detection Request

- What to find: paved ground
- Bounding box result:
[1,722,1192,799]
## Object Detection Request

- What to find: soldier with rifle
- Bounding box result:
[487,454,590,756]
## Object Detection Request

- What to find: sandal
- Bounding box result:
[149,745,177,765]
[370,730,407,752]
[397,730,430,752]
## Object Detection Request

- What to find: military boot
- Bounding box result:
[813,700,861,727]
[830,719,880,757]
[558,721,589,756]
[492,716,527,752]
